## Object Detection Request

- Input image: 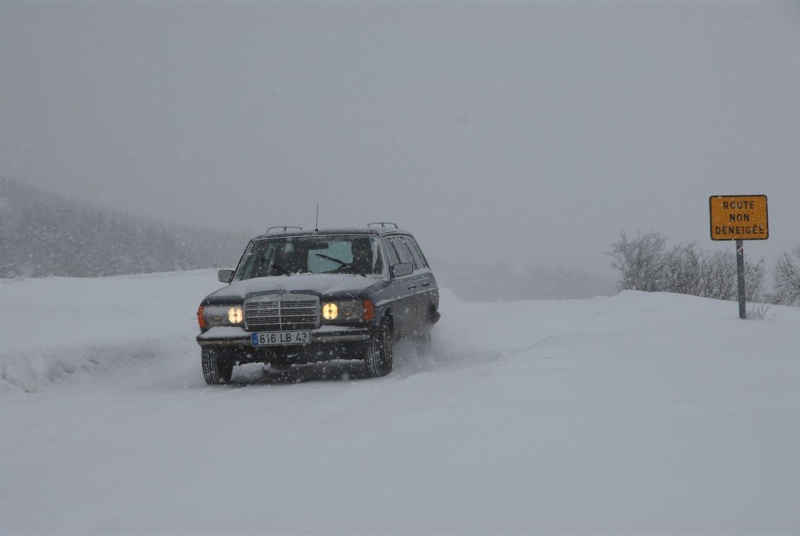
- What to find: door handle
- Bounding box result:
[422,282,430,287]
[408,285,417,290]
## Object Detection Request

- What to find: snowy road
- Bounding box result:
[2,271,798,534]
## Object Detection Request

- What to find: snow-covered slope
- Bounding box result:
[1,271,798,534]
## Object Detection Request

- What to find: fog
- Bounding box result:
[1,1,798,277]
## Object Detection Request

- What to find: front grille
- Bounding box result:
[245,294,320,331]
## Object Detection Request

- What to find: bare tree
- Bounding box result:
[661,242,703,295]
[609,231,668,292]
[773,241,800,306]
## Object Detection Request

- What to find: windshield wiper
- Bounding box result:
[314,253,370,276]
[315,253,347,267]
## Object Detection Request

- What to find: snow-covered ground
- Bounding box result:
[1,270,798,534]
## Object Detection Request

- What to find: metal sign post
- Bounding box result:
[736,240,746,319]
[709,195,768,319]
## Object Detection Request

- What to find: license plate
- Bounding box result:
[251,331,310,347]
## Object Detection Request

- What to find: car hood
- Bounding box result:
[202,273,385,305]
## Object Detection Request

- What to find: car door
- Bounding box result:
[386,235,429,338]
[402,235,439,325]
[380,235,416,339]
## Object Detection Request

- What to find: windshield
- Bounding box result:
[236,235,384,281]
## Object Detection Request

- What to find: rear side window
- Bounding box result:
[403,236,428,269]
[388,237,414,266]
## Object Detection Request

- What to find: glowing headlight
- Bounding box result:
[228,306,243,324]
[202,305,244,327]
[322,303,338,320]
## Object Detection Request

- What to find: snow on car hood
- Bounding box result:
[202,273,384,304]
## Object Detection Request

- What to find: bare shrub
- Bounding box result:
[773,241,800,306]
[608,231,668,292]
[609,231,765,301]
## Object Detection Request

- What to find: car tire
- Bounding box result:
[364,320,393,378]
[202,347,233,384]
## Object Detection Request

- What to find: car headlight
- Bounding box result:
[322,300,374,323]
[199,305,244,329]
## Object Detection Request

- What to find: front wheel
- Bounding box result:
[202,347,233,384]
[364,320,393,378]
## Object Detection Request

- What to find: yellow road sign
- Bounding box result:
[709,195,768,241]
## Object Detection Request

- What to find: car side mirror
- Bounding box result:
[391,263,413,278]
[218,269,235,283]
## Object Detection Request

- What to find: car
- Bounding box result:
[196,223,440,384]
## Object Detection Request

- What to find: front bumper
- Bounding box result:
[196,325,371,347]
[196,325,374,365]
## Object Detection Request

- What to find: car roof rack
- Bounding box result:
[266,226,303,233]
[368,222,399,229]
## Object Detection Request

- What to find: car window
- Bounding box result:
[389,237,414,265]
[409,237,429,269]
[403,236,428,270]
[236,240,279,279]
[383,238,400,267]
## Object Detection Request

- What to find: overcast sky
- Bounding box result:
[2,0,798,276]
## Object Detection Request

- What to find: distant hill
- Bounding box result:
[0,178,251,278]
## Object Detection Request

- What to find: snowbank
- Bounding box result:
[0,270,223,392]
